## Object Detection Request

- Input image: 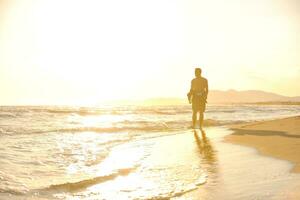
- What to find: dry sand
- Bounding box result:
[226,116,300,172]
[225,115,300,199]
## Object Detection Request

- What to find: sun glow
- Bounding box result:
[1,0,299,105]
[29,0,185,103]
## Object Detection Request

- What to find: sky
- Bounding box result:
[0,0,300,105]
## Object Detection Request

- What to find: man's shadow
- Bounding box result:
[193,130,217,172]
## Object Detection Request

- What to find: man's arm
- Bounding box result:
[187,80,193,103]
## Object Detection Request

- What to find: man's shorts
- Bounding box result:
[192,95,206,113]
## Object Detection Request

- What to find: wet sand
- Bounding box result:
[225,116,300,199]
[63,127,300,200]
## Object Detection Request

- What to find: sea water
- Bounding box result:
[0,104,300,199]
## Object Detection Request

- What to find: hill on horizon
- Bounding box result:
[141,90,300,105]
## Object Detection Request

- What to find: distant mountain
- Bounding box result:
[207,90,300,103]
[141,90,300,105]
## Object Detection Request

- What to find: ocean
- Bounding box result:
[1,104,300,199]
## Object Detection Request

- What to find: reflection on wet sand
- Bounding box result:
[194,130,217,173]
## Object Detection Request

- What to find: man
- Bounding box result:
[187,68,208,129]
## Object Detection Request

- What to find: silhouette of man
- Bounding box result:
[187,68,208,129]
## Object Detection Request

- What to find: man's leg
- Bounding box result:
[192,110,197,128]
[199,112,204,129]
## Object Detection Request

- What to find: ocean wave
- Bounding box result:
[0,118,222,136]
[0,107,104,117]
[51,119,220,134]
[145,174,207,200]
[5,119,221,135]
[54,126,170,134]
[0,186,29,195]
[30,108,103,117]
[0,112,17,118]
[45,168,134,192]
[30,107,191,116]
[206,109,237,113]
[0,171,29,195]
[128,108,190,115]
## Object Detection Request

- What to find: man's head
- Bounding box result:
[195,68,202,78]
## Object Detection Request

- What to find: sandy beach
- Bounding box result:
[226,116,300,172]
[225,116,300,199]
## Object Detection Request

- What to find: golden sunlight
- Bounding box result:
[1,1,300,200]
[1,0,299,105]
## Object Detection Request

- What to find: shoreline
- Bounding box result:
[224,115,300,199]
[2,122,300,199]
[225,115,300,173]
[83,127,300,199]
